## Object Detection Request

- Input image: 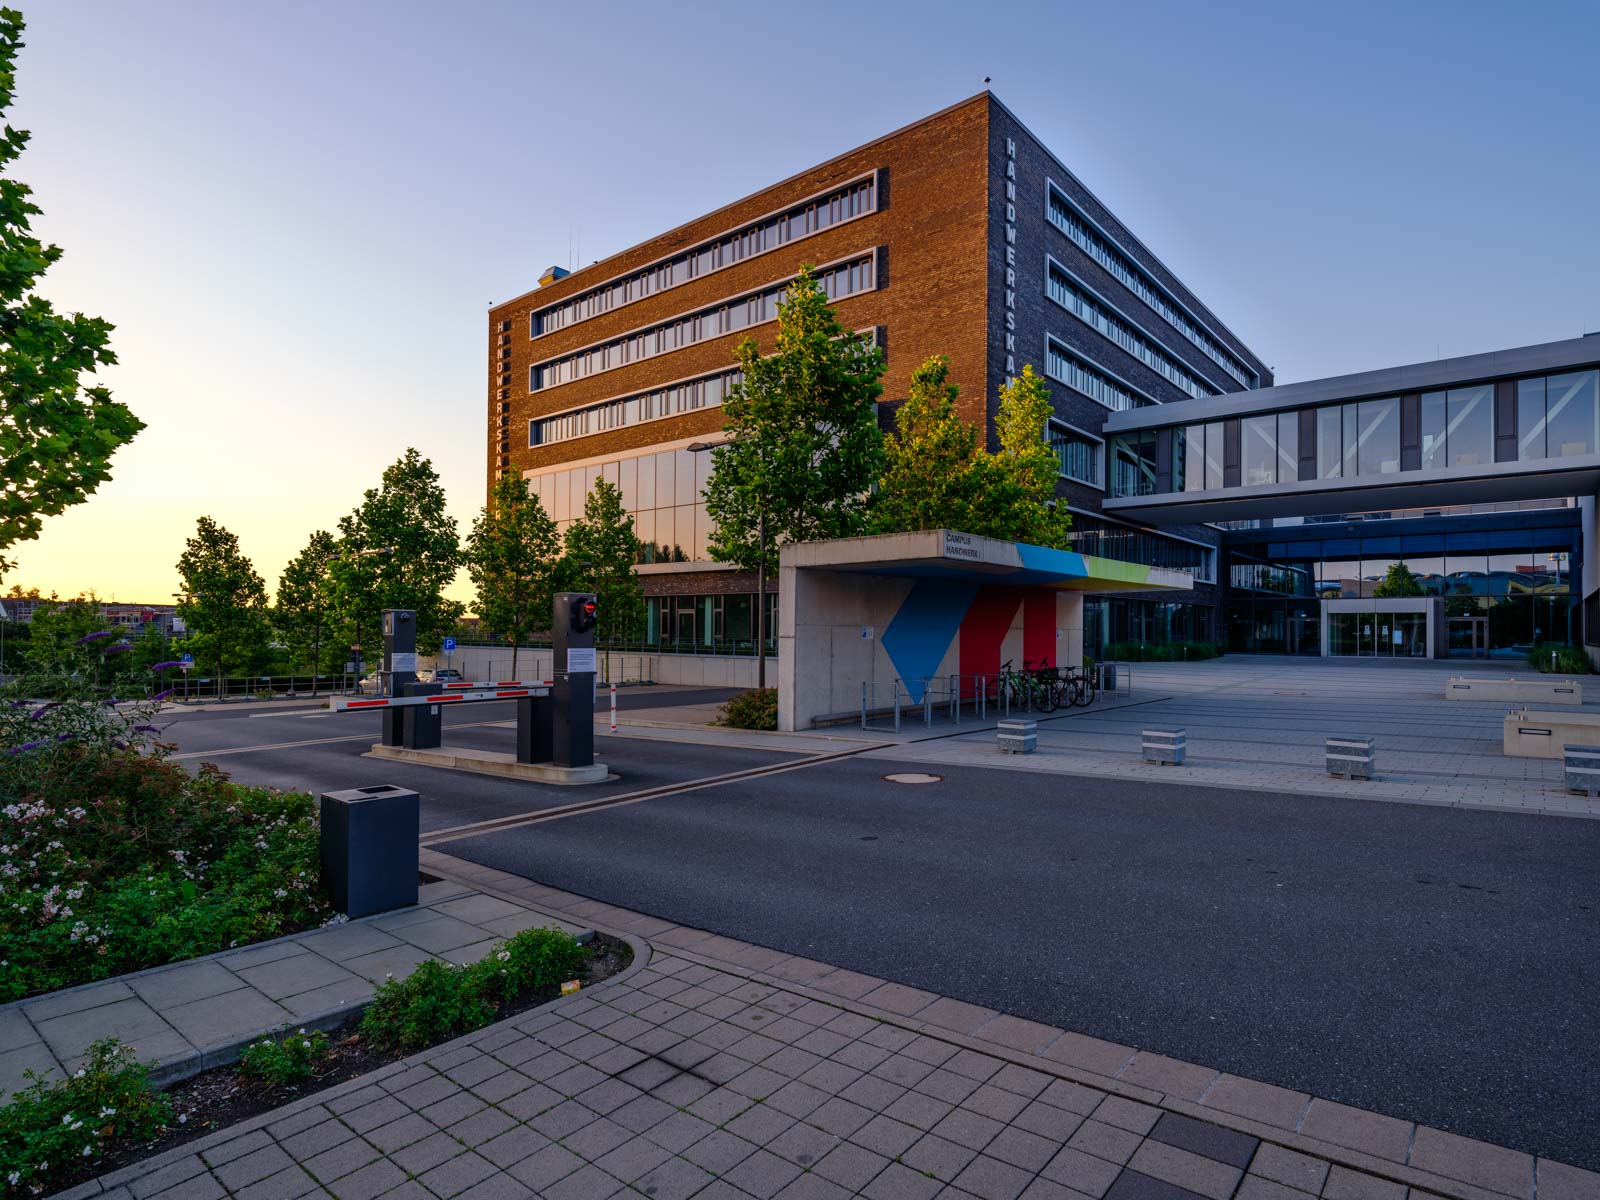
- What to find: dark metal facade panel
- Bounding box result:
[1495,379,1518,463]
[1297,408,1316,481]
[1223,418,1241,488]
[1401,394,1422,472]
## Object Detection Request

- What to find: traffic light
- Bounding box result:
[569,594,598,633]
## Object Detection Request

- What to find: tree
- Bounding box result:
[561,479,644,680]
[1372,561,1425,598]
[872,355,985,534]
[0,10,143,578]
[275,530,339,678]
[466,474,559,679]
[974,365,1074,548]
[705,265,885,575]
[175,518,271,677]
[329,449,463,659]
[871,360,1072,548]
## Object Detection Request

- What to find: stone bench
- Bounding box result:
[1445,676,1583,705]
[1142,728,1186,766]
[1563,744,1600,797]
[998,718,1037,754]
[1326,735,1375,780]
[1503,708,1600,759]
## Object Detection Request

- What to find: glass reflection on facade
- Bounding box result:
[526,446,714,565]
[1224,520,1578,657]
[1106,367,1600,499]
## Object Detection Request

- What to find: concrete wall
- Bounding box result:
[778,562,1084,731]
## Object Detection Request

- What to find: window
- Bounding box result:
[530,253,877,391]
[1421,390,1448,470]
[1445,386,1492,468]
[1177,422,1224,492]
[1276,411,1298,482]
[1045,259,1217,400]
[1110,430,1159,497]
[1050,423,1102,487]
[531,175,877,336]
[1046,182,1259,389]
[1243,414,1276,486]
[1356,398,1400,476]
[1543,369,1599,458]
[1044,337,1156,412]
[530,368,745,447]
[1317,406,1342,479]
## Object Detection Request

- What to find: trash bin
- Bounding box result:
[1101,663,1119,693]
[320,784,419,918]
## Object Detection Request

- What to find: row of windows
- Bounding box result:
[1067,516,1215,582]
[1046,184,1257,390]
[1044,338,1156,413]
[530,369,743,447]
[532,177,878,337]
[1230,550,1572,599]
[1110,367,1600,497]
[1049,424,1102,487]
[531,254,877,391]
[1045,261,1217,401]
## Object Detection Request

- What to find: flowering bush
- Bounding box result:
[238,1028,330,1085]
[0,1039,170,1197]
[361,927,586,1052]
[0,688,331,1002]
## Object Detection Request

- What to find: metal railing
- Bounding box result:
[165,674,356,701]
[442,635,777,659]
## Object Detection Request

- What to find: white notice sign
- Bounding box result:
[566,647,597,673]
[390,652,418,673]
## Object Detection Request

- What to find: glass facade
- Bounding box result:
[531,254,877,390]
[1050,424,1102,487]
[1224,521,1578,656]
[645,593,777,653]
[1108,367,1600,498]
[532,176,877,336]
[526,446,714,564]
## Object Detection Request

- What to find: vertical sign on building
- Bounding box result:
[1002,135,1018,384]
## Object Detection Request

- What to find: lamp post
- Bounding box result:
[687,440,768,690]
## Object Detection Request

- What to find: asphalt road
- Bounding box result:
[160,690,785,833]
[438,756,1600,1169]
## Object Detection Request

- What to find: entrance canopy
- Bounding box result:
[777,530,1191,730]
[779,529,1195,592]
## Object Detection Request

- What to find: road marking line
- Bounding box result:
[419,743,893,847]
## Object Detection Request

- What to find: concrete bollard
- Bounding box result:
[1142,728,1186,766]
[1325,735,1375,781]
[320,784,420,918]
[1562,744,1600,797]
[998,718,1037,754]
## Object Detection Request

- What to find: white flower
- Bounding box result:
[302,1040,312,1049]
[8,1171,19,1185]
[99,1106,116,1117]
[177,1113,188,1124]
[82,1144,92,1156]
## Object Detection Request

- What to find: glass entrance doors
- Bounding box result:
[1448,616,1488,657]
[1327,609,1429,657]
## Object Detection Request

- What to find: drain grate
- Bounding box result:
[883,772,942,784]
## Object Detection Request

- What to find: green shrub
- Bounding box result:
[238,1028,330,1085]
[1103,641,1222,663]
[361,927,586,1052]
[717,687,777,730]
[0,1039,170,1195]
[1526,644,1594,674]
[0,692,332,1002]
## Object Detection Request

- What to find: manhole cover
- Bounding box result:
[883,772,942,784]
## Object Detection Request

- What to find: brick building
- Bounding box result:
[486,92,1270,652]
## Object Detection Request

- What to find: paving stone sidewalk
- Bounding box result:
[2,882,580,1101]
[58,851,1600,1200]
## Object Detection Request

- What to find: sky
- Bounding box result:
[11,0,1600,605]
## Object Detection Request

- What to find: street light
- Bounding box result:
[687,440,767,690]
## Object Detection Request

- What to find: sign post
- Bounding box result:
[443,636,456,673]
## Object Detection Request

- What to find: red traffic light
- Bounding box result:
[569,594,598,633]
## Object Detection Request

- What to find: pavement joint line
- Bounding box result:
[417,849,1547,1200]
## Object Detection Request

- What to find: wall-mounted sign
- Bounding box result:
[566,647,597,673]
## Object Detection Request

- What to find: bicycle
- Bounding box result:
[989,659,1060,713]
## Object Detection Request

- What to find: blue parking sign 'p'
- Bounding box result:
[443,637,456,652]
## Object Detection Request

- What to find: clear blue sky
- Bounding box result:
[14,0,1600,602]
